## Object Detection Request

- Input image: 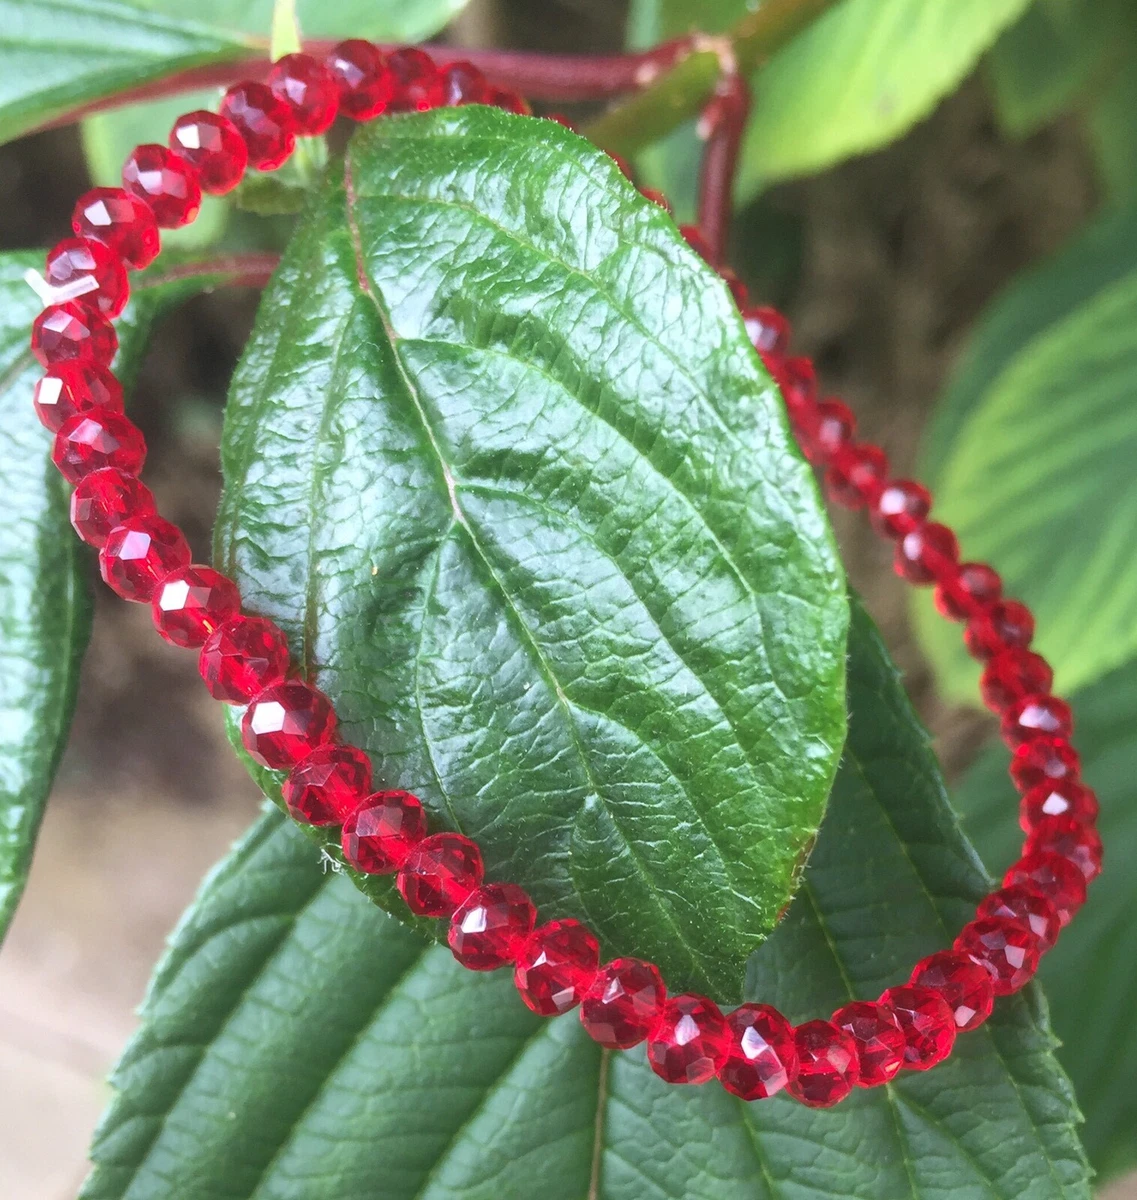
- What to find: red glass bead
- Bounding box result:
[1019,781,1099,831]
[977,885,1061,952]
[387,47,444,112]
[341,790,427,871]
[170,111,248,194]
[879,984,956,1070]
[70,468,154,547]
[955,916,1041,995]
[151,564,240,647]
[1001,695,1073,748]
[909,950,995,1031]
[326,40,394,120]
[199,616,290,703]
[934,561,1002,621]
[786,1020,859,1108]
[491,86,531,115]
[122,144,201,228]
[100,514,190,602]
[33,363,122,433]
[72,188,159,269]
[449,882,537,970]
[871,479,931,539]
[826,443,888,509]
[812,399,855,464]
[268,53,339,135]
[894,522,959,585]
[719,1003,798,1100]
[1025,815,1103,883]
[647,994,728,1085]
[965,599,1035,661]
[397,832,484,917]
[641,187,672,213]
[1004,851,1087,925]
[220,82,296,171]
[981,649,1054,713]
[282,744,373,826]
[515,919,600,1016]
[1010,736,1079,793]
[44,238,128,317]
[32,303,117,368]
[52,411,144,483]
[720,268,749,308]
[742,305,791,354]
[579,958,665,1049]
[679,223,714,262]
[241,680,336,769]
[441,60,491,106]
[831,1001,905,1085]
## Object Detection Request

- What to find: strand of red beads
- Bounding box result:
[28,42,1101,1109]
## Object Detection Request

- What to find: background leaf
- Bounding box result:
[1088,53,1137,206]
[953,661,1137,1181]
[213,107,849,1002]
[914,208,1137,703]
[82,601,1089,1200]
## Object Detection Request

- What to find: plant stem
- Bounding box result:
[137,252,282,291]
[696,74,751,265]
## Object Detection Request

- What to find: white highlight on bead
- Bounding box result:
[23,267,100,307]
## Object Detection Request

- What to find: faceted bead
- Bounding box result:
[285,744,373,825]
[977,885,1061,952]
[70,467,154,547]
[1004,851,1087,925]
[811,399,855,464]
[831,1001,905,1086]
[719,1003,798,1100]
[442,60,491,106]
[32,303,117,368]
[1001,694,1073,748]
[981,649,1054,713]
[514,919,600,1016]
[326,40,394,120]
[449,882,537,970]
[387,47,444,111]
[122,144,201,228]
[871,479,931,540]
[786,1020,859,1107]
[220,82,296,171]
[241,680,337,769]
[33,362,122,432]
[742,305,791,354]
[268,53,340,135]
[647,994,728,1085]
[909,950,995,1031]
[491,86,531,115]
[965,599,1035,661]
[198,615,290,702]
[170,111,248,194]
[397,832,484,917]
[342,790,427,872]
[955,916,1041,995]
[1010,736,1079,794]
[894,522,959,585]
[44,238,128,317]
[52,411,145,482]
[826,443,888,509]
[100,514,190,602]
[1019,780,1099,831]
[151,564,240,647]
[934,561,1002,621]
[679,223,714,262]
[879,984,956,1070]
[72,187,160,269]
[579,958,665,1049]
[1025,815,1103,883]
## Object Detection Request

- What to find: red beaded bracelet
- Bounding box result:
[25,42,1101,1109]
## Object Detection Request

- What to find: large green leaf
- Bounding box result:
[212,107,849,1002]
[914,210,1137,703]
[628,0,1033,198]
[81,601,1089,1200]
[953,662,1137,1180]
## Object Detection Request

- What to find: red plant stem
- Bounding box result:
[696,73,751,265]
[138,252,281,291]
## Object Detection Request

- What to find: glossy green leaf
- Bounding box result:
[914,211,1137,703]
[953,662,1137,1180]
[213,107,849,1002]
[82,601,1089,1200]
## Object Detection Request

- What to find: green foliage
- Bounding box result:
[82,602,1088,1200]
[1089,54,1137,205]
[213,107,849,1002]
[915,208,1137,703]
[954,661,1137,1180]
